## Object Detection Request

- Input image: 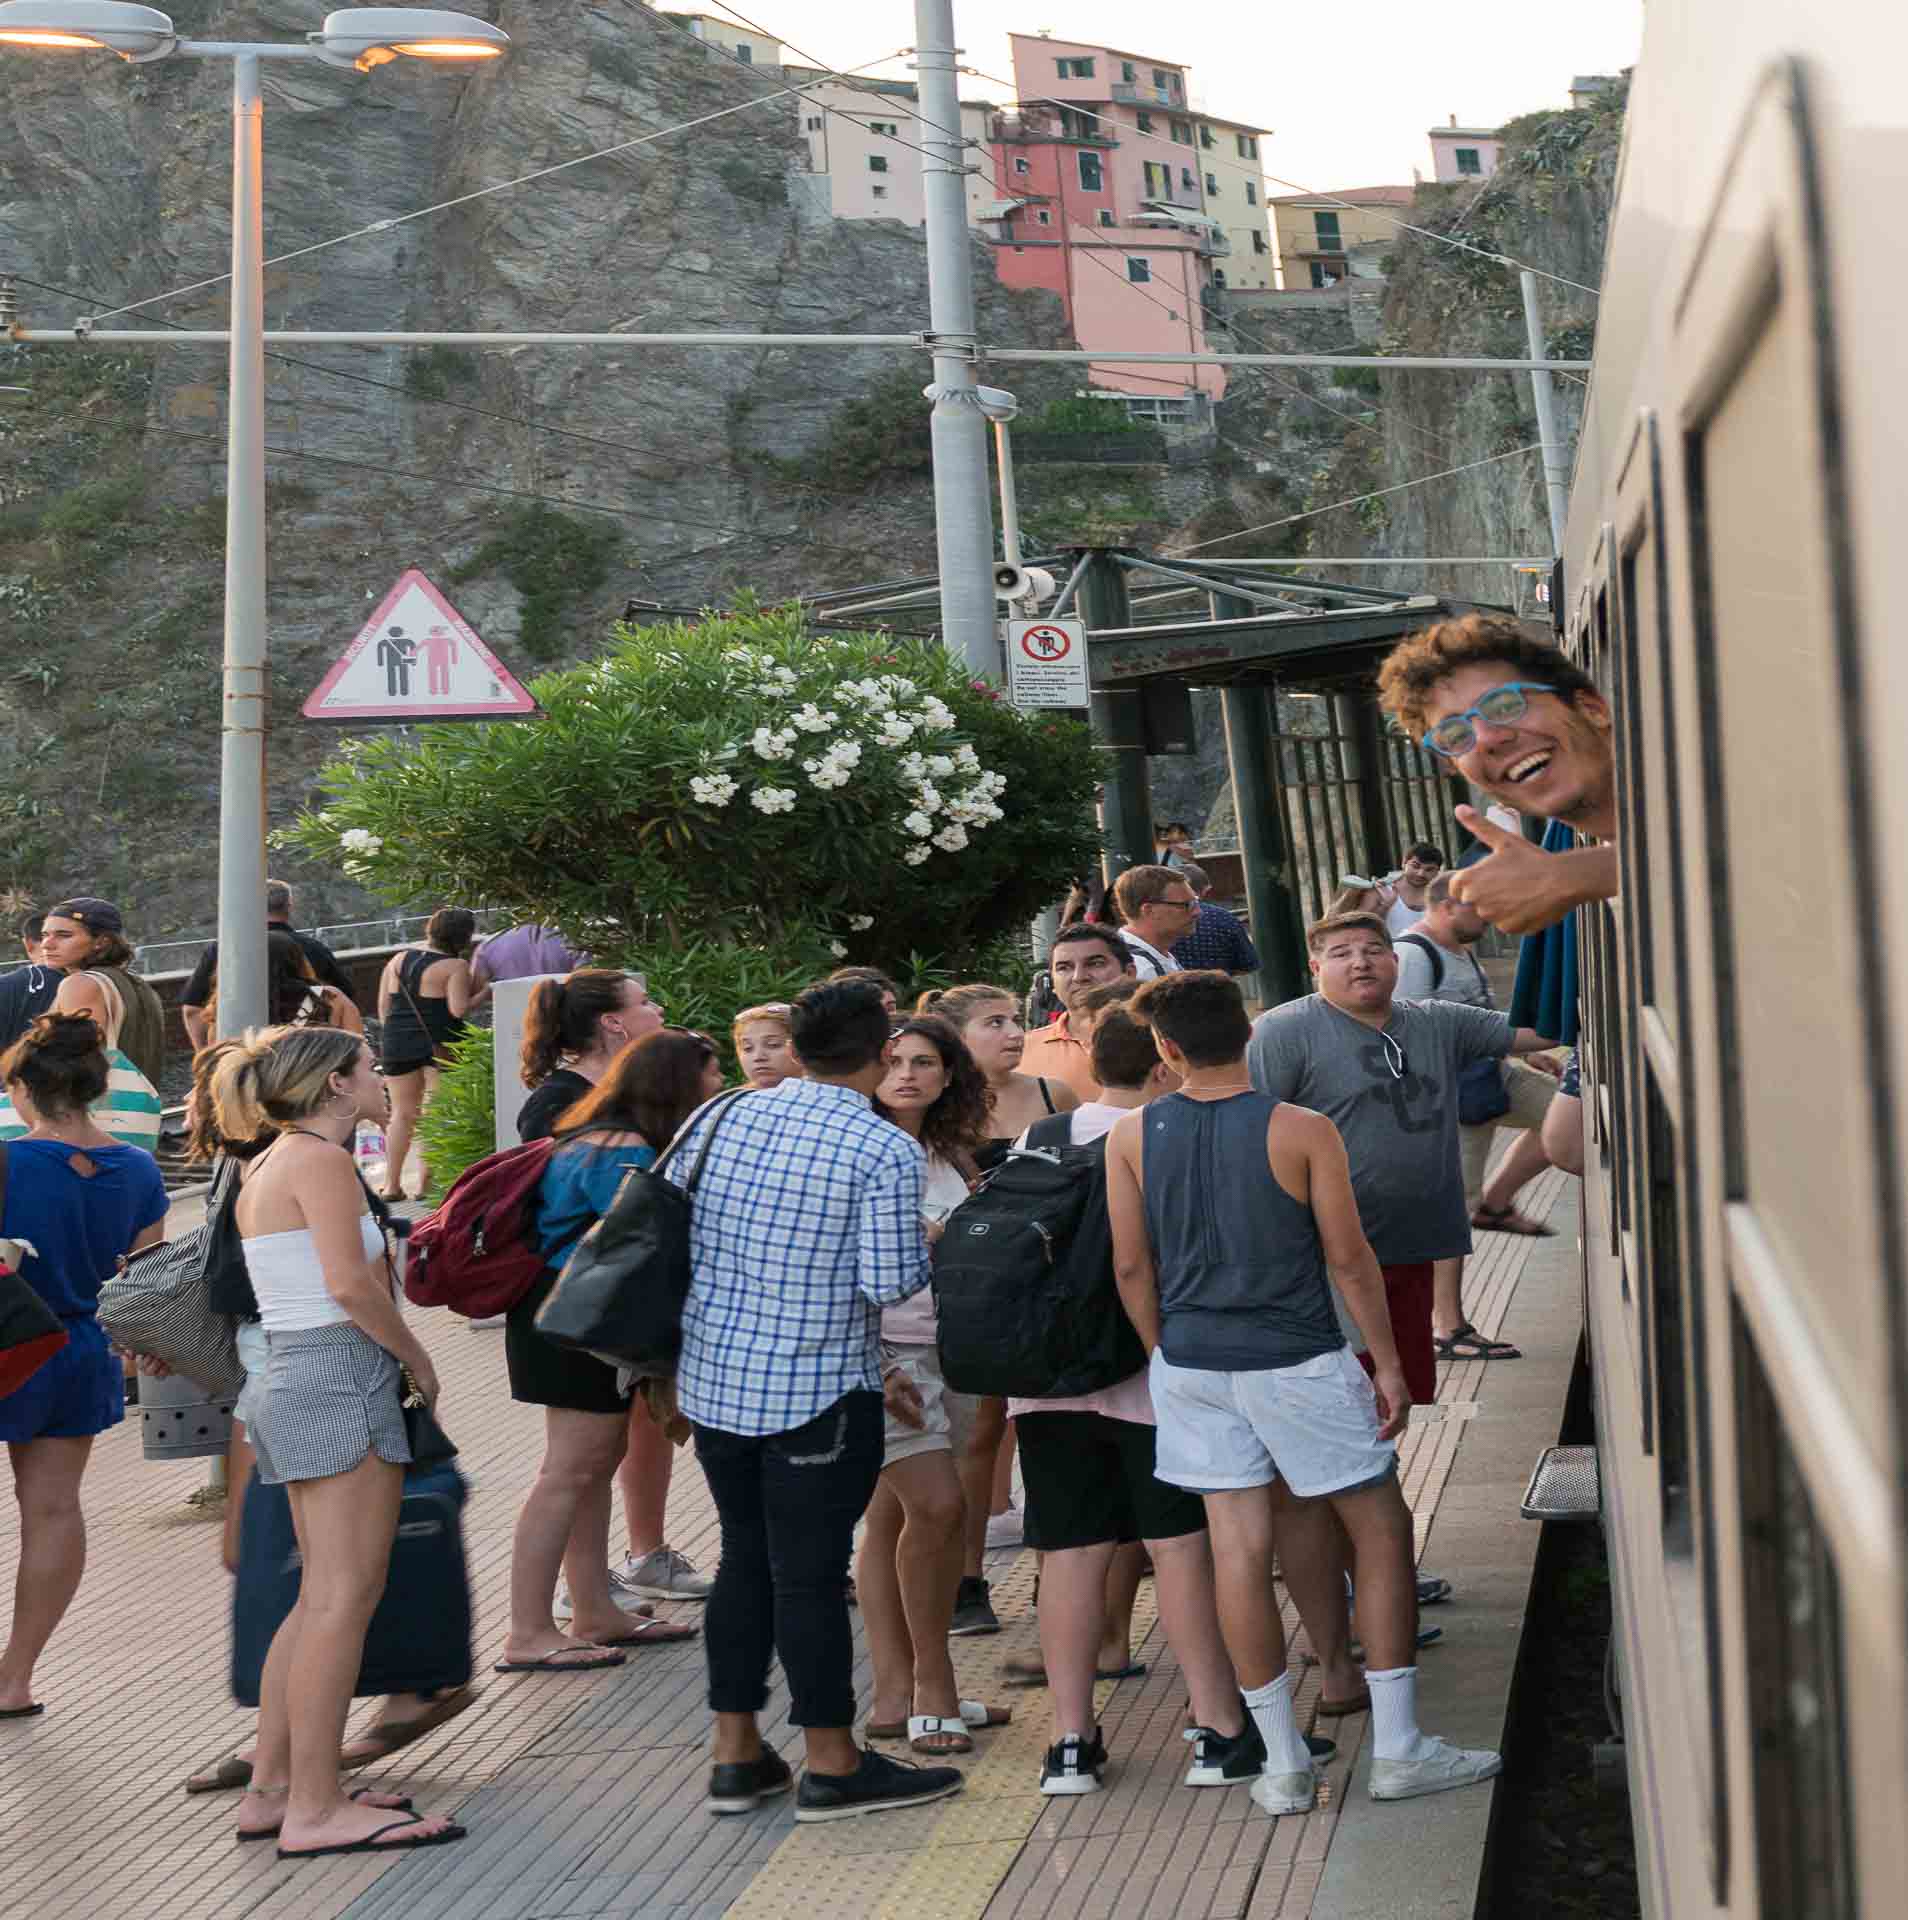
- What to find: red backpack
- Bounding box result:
[405,1137,558,1318]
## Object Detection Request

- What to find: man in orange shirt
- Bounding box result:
[1019,926,1136,1103]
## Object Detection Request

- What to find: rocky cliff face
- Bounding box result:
[0,1,1069,933]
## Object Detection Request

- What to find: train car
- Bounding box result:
[1559,4,1908,1916]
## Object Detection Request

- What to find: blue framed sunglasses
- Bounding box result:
[1421,681,1556,757]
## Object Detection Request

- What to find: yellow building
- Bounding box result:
[659,10,783,69]
[1270,184,1413,288]
[1193,113,1277,290]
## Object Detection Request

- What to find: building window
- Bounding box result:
[1171,120,1192,145]
[1136,111,1154,133]
[1077,150,1103,192]
[1058,106,1094,140]
[1245,181,1258,206]
[1127,257,1152,283]
[1309,261,1339,288]
[1235,133,1258,159]
[1199,125,1215,149]
[1314,210,1341,251]
[1180,167,1196,190]
[1153,69,1172,89]
[1455,147,1482,175]
[1253,230,1269,254]
[1121,60,1136,83]
[805,116,822,131]
[734,44,752,65]
[1205,173,1219,196]
[1056,56,1094,79]
[1013,156,1030,174]
[869,156,888,173]
[1143,161,1171,198]
[871,186,888,200]
[1036,209,1052,226]
[1097,209,1116,227]
[870,121,897,136]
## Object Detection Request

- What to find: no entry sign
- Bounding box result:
[1004,617,1089,708]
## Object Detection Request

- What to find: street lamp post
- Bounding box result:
[0,5,509,1038]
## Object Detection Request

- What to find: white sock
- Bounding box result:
[1242,1672,1313,1775]
[1366,1665,1430,1762]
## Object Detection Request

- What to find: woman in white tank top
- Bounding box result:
[211,1026,467,1860]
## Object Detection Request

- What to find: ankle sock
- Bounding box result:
[1242,1672,1314,1775]
[1365,1665,1430,1762]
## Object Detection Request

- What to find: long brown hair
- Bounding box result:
[880,1015,992,1161]
[520,969,629,1088]
[185,1039,275,1163]
[561,1029,720,1150]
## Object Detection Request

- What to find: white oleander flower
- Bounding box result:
[791,704,838,733]
[926,754,956,778]
[689,773,738,807]
[903,810,934,838]
[848,914,875,931]
[804,758,852,790]
[750,785,798,815]
[933,823,969,852]
[876,714,915,746]
[751,726,796,762]
[339,828,382,855]
[898,751,928,781]
[915,697,956,733]
[829,940,849,958]
[902,846,930,866]
[912,782,942,813]
[952,743,980,771]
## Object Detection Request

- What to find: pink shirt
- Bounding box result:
[1006,1101,1155,1427]
[880,1154,970,1346]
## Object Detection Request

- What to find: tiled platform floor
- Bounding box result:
[0,1167,1577,1920]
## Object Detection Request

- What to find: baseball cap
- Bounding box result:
[45,897,125,935]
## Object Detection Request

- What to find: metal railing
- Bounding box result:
[132,909,509,976]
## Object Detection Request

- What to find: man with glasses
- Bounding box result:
[1244,913,1554,1707]
[1110,865,1199,980]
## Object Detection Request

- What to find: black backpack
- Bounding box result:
[934,1112,1146,1399]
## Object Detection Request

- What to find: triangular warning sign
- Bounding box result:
[303,569,538,721]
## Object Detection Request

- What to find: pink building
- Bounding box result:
[984,33,1243,416]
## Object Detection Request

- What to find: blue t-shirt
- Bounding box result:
[0,1139,169,1320]
[534,1138,657,1272]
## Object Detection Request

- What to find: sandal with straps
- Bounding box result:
[1434,1322,1523,1361]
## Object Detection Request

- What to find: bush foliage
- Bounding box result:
[284,608,1103,1021]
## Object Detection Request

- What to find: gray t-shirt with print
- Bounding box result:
[1246,993,1511,1263]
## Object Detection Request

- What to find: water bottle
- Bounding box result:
[355,1122,387,1179]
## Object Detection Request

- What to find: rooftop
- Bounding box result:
[1010,29,1187,76]
[1270,185,1415,207]
[1429,125,1502,139]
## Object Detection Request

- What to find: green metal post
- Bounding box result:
[1083,552,1152,884]
[1339,688,1395,881]
[1216,595,1309,1007]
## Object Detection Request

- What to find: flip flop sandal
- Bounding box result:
[0,1704,45,1719]
[1097,1661,1148,1682]
[238,1786,414,1843]
[493,1648,627,1674]
[1417,1575,1454,1606]
[340,1684,480,1769]
[277,1817,468,1861]
[1434,1323,1523,1361]
[592,1618,698,1647]
[186,1752,254,1794]
[999,1653,1050,1688]
[907,1714,975,1755]
[1469,1207,1555,1238]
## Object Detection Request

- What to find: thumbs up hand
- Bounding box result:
[1447,808,1620,934]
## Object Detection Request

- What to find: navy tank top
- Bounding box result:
[1140,1090,1343,1371]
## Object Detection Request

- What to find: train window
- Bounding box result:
[1615,539,1655,1008]
[1735,1310,1856,1920]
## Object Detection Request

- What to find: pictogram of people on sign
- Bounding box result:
[419,623,461,696]
[375,621,463,698]
[376,624,416,698]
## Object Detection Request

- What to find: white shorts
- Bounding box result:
[1149,1346,1396,1499]
[880,1343,979,1468]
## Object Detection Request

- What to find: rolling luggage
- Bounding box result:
[230,1460,474,1707]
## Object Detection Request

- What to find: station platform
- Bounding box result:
[0,1170,1581,1920]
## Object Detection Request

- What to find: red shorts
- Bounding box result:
[1356,1261,1437,1411]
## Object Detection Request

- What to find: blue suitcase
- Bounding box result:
[231,1460,474,1707]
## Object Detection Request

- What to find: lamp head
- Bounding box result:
[313,7,508,74]
[973,385,1019,423]
[0,1,176,60]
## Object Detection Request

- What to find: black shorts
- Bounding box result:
[1017,1410,1207,1551]
[504,1268,629,1416]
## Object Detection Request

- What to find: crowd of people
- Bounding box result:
[0,612,1614,1858]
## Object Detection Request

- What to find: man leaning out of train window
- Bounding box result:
[1376,614,1619,937]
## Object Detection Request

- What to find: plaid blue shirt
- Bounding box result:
[666,1078,931,1436]
[1172,901,1261,974]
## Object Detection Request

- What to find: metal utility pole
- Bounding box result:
[217,52,269,1039]
[1079,552,1152,880]
[1520,269,1571,554]
[913,0,999,677]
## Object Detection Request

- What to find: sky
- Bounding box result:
[687,0,1647,191]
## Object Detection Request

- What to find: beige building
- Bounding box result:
[659,10,783,68]
[1270,184,1413,287]
[784,68,996,226]
[1193,113,1276,290]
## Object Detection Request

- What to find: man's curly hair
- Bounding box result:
[1376,613,1597,744]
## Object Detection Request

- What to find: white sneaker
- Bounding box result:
[553,1577,655,1622]
[984,1503,1023,1550]
[617,1548,714,1601]
[1249,1767,1318,1816]
[1368,1736,1503,1802]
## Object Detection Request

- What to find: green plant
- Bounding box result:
[452,503,622,660]
[782,371,934,493]
[414,1024,496,1203]
[403,345,482,403]
[718,157,787,208]
[282,607,1104,984]
[1026,394,1139,436]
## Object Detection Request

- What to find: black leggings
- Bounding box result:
[692,1391,883,1728]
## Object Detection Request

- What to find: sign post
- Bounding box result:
[303,569,538,721]
[1004,616,1090,709]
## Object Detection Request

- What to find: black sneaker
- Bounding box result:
[948,1575,1000,1637]
[1184,1714,1266,1787]
[707,1746,795,1815]
[794,1748,964,1823]
[1040,1728,1108,1796]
